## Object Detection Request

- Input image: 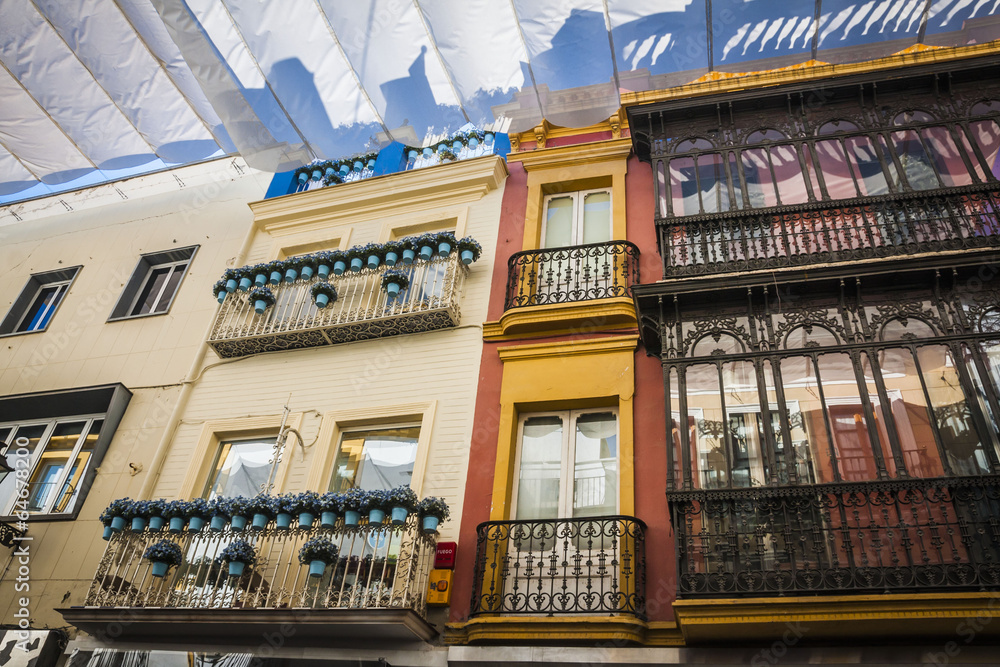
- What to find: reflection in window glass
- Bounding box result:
[582,192,611,244]
[891,129,941,190]
[967,119,1000,181]
[723,360,767,487]
[572,413,617,518]
[204,439,275,498]
[544,196,574,247]
[516,416,563,520]
[331,426,419,493]
[687,364,727,489]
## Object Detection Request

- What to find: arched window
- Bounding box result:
[742,128,810,207]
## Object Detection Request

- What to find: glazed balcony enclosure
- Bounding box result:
[209,255,466,359]
[60,515,438,644]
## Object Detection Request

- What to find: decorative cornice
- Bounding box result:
[444,616,682,646]
[497,334,638,362]
[484,298,638,341]
[508,138,632,171]
[249,155,508,237]
[621,41,1000,108]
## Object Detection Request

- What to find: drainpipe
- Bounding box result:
[138,212,260,499]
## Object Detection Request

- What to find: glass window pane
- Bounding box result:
[331,427,418,493]
[696,154,729,214]
[26,421,85,512]
[816,352,883,482]
[132,266,171,316]
[581,192,611,244]
[0,424,47,512]
[17,284,67,332]
[722,360,766,487]
[779,356,834,484]
[845,135,890,196]
[205,439,275,498]
[54,419,102,512]
[918,345,990,475]
[516,416,563,520]
[891,130,941,190]
[572,412,616,517]
[968,120,1000,181]
[921,126,973,187]
[961,345,1000,466]
[543,196,574,248]
[770,144,809,205]
[669,156,700,216]
[686,363,726,489]
[815,139,858,199]
[741,148,777,208]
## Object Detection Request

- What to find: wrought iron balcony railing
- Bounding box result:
[83,515,436,614]
[668,476,1000,598]
[469,516,646,618]
[209,255,467,358]
[659,184,1000,278]
[504,241,640,310]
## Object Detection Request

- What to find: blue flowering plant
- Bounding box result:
[160,500,188,519]
[143,540,183,567]
[310,282,337,303]
[132,499,166,519]
[358,243,384,263]
[212,279,228,299]
[411,234,438,252]
[100,498,136,524]
[381,240,403,258]
[186,497,212,520]
[286,491,321,515]
[210,496,249,519]
[245,494,278,519]
[417,496,451,521]
[222,268,239,283]
[380,270,410,291]
[217,539,256,565]
[361,488,392,513]
[457,237,483,262]
[386,486,419,512]
[435,231,458,248]
[298,537,340,565]
[247,286,276,309]
[341,487,368,514]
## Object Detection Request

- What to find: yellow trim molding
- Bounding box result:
[178,414,304,499]
[483,297,637,341]
[304,401,437,497]
[673,592,1000,644]
[250,155,507,237]
[444,616,683,646]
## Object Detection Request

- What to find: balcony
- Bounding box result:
[469,516,646,618]
[658,184,1000,278]
[667,476,1000,598]
[209,255,467,359]
[505,241,640,310]
[61,515,438,644]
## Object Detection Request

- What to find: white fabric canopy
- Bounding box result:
[1,0,998,202]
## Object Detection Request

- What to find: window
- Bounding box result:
[109,246,197,320]
[202,438,276,498]
[0,267,80,336]
[0,384,131,518]
[329,425,420,492]
[512,410,618,520]
[541,190,611,248]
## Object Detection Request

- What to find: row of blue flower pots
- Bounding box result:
[107,508,440,540]
[407,133,494,161]
[297,158,377,185]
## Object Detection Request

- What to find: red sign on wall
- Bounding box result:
[435,541,457,569]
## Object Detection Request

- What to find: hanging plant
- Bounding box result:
[143,540,183,577]
[457,236,483,264]
[381,270,411,297]
[248,286,276,315]
[438,148,457,162]
[299,537,340,577]
[435,231,458,257]
[417,496,451,533]
[310,282,338,308]
[213,279,229,304]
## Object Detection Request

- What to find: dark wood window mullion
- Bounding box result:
[677,365,693,490]
[722,150,737,212]
[807,141,833,200]
[716,362,735,489]
[908,343,956,477]
[946,340,1000,471]
[664,361,676,491]
[943,125,980,184]
[663,158,675,219]
[808,354,843,483]
[860,348,908,478]
[734,148,752,209]
[839,136,864,197]
[959,122,997,184]
[765,147,782,206]
[693,154,705,214]
[767,359,798,484]
[913,129,947,189]
[873,131,906,193]
[966,341,1000,469]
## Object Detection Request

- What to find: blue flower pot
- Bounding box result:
[422,147,433,157]
[367,255,380,270]
[169,517,185,533]
[485,133,494,145]
[311,169,322,181]
[438,242,452,257]
[339,164,350,176]
[453,140,463,151]
[216,290,227,304]
[151,561,170,578]
[461,249,475,265]
[320,511,337,529]
[299,512,315,529]
[231,515,248,531]
[131,517,147,531]
[344,510,360,527]
[276,513,292,529]
[350,257,363,272]
[309,560,326,578]
[317,264,330,279]
[238,277,252,291]
[325,167,336,180]
[386,282,401,297]
[391,507,408,525]
[228,561,246,577]
[255,273,267,287]
[210,515,227,532]
[419,245,434,261]
[422,515,440,533]
[354,161,364,172]
[469,137,479,149]
[367,159,376,169]
[384,251,399,267]
[298,172,308,184]
[408,150,419,161]
[269,270,283,285]
[225,278,237,293]
[149,516,165,531]
[437,143,448,153]
[254,299,269,315]
[102,525,113,540]
[333,260,347,276]
[300,265,314,280]
[189,517,205,533]
[315,293,330,308]
[284,268,298,283]
[111,516,125,532]
[252,513,269,530]
[402,249,416,265]
[368,509,386,524]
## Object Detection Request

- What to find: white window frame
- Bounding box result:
[0,414,104,516]
[0,267,81,336]
[510,408,619,519]
[109,246,197,321]
[329,422,422,492]
[540,188,612,248]
[126,259,189,317]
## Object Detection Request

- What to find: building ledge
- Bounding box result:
[59,607,438,645]
[444,616,682,646]
[673,592,1000,644]
[484,298,637,341]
